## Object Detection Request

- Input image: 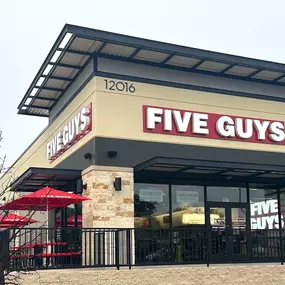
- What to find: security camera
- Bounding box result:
[84,153,92,160]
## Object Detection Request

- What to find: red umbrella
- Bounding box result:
[0,213,38,225]
[0,223,15,228]
[0,187,91,211]
[0,223,36,229]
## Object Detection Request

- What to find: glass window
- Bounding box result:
[172,185,204,227]
[231,207,247,229]
[209,207,225,228]
[280,189,285,229]
[207,186,247,203]
[134,183,169,229]
[55,203,82,228]
[250,186,278,229]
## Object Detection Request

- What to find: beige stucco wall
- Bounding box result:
[3,75,285,190]
[18,264,285,285]
[1,78,96,189]
[95,76,285,153]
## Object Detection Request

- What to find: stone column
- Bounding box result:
[81,165,134,267]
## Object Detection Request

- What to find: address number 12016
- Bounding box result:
[104,79,136,93]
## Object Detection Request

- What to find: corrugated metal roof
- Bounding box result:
[37,89,61,99]
[60,52,89,66]
[18,24,285,117]
[134,50,169,62]
[102,43,136,57]
[252,70,283,81]
[196,60,230,72]
[69,37,103,52]
[166,56,200,68]
[52,66,78,78]
[224,66,257,77]
[44,78,69,89]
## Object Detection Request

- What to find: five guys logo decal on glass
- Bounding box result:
[47,103,92,162]
[143,105,285,145]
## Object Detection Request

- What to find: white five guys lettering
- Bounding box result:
[251,200,284,229]
[46,104,92,161]
[145,106,285,142]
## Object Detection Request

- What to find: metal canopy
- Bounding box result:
[9,167,82,192]
[134,157,285,188]
[18,24,285,117]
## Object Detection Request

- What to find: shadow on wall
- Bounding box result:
[55,139,94,171]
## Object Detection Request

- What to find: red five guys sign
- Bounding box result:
[47,103,92,162]
[143,105,285,145]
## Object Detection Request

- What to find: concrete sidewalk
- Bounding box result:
[9,263,285,285]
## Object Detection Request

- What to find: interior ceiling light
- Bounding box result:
[43,64,53,76]
[50,50,62,63]
[22,106,27,110]
[36,77,45,86]
[30,88,38,97]
[59,33,73,49]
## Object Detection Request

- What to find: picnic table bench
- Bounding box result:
[10,251,82,259]
[10,242,67,251]
[10,241,82,268]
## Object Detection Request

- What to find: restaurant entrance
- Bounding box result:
[206,202,250,262]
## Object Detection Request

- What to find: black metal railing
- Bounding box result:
[0,229,9,284]
[1,227,285,271]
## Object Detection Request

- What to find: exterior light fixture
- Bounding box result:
[76,180,87,194]
[108,151,117,158]
[83,153,92,160]
[114,177,122,191]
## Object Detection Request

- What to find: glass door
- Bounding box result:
[206,202,249,262]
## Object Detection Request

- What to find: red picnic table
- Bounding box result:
[10,251,82,259]
[10,241,82,260]
[10,241,67,251]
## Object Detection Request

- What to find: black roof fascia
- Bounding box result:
[17,26,69,110]
[66,24,285,73]
[18,23,285,115]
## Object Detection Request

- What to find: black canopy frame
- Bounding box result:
[9,167,82,192]
[134,156,285,189]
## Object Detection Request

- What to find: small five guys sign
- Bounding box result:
[47,103,92,162]
[143,105,285,145]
